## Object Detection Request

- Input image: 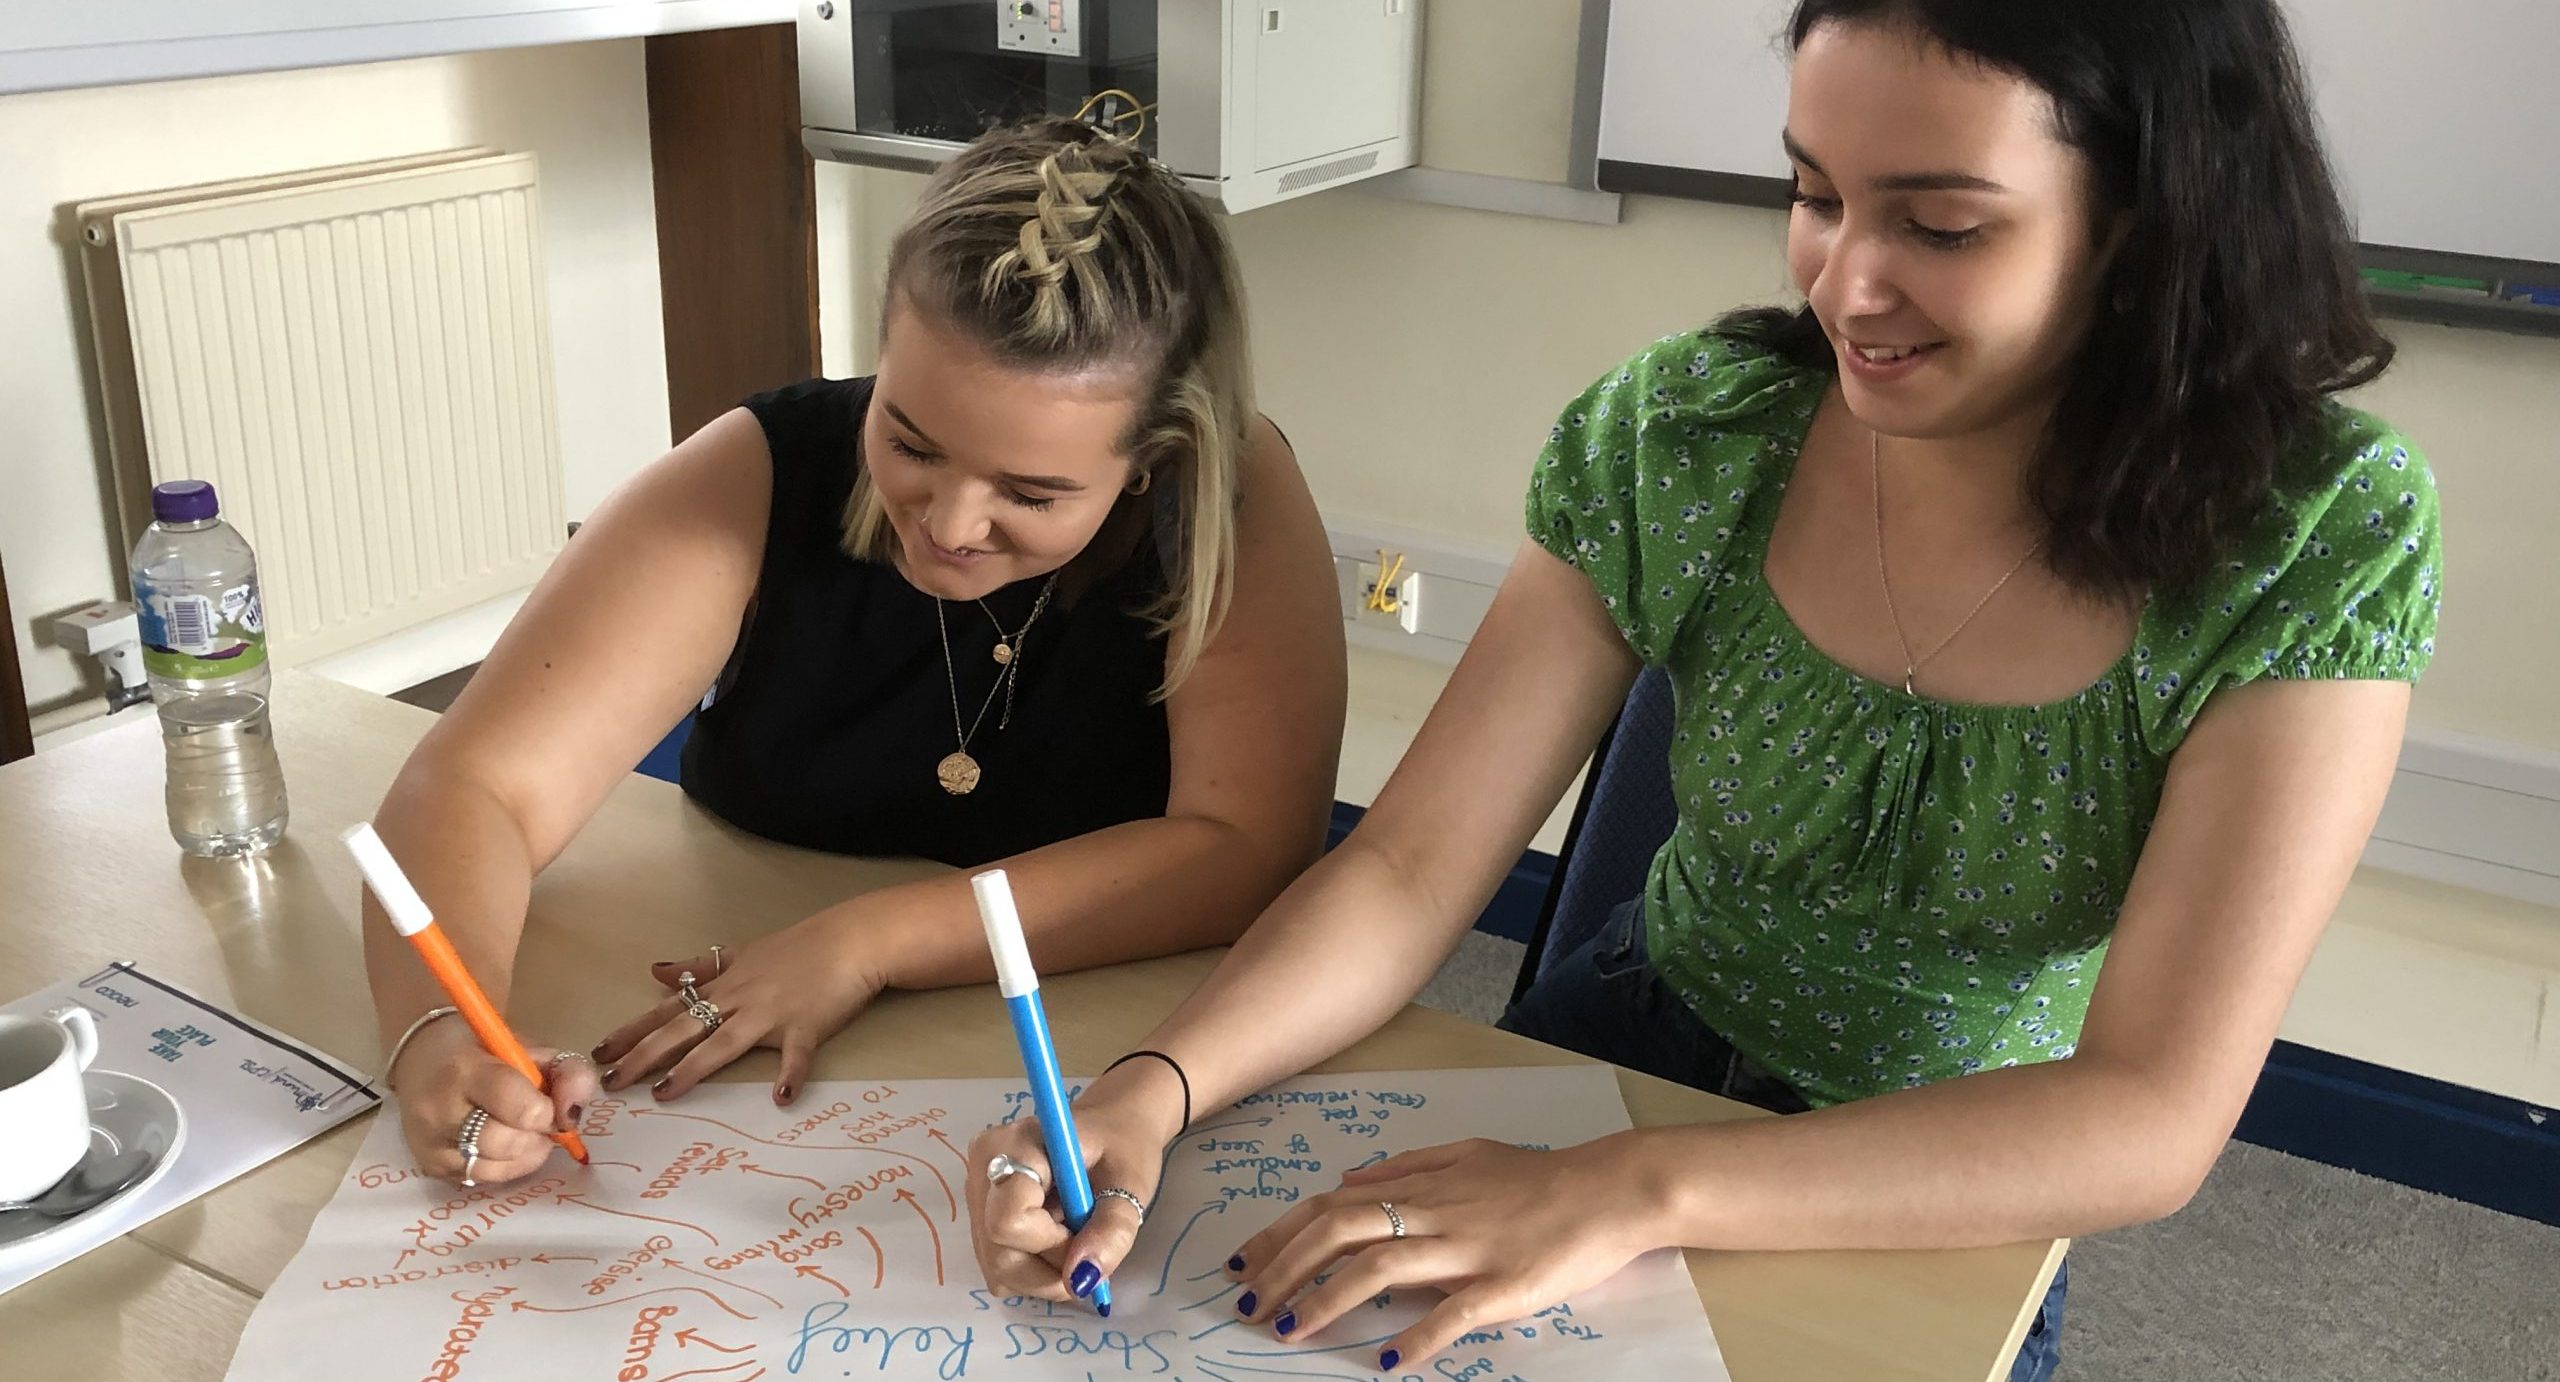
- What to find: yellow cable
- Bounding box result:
[1365,551,1408,614]
[1072,87,1153,142]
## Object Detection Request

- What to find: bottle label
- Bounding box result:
[134,575,268,680]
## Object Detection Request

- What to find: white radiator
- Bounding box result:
[77,150,567,667]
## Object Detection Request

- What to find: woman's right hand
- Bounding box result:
[964,1061,1191,1302]
[389,1014,602,1187]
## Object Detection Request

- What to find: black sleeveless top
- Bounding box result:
[679,377,1173,867]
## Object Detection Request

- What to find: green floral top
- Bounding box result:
[1528,329,2442,1107]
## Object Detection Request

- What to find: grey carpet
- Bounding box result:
[1417,933,2560,1382]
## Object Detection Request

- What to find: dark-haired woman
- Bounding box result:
[964,4,2441,1376]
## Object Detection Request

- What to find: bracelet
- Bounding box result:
[1104,1049,1192,1133]
[379,1006,461,1092]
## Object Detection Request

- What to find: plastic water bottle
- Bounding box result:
[129,480,289,856]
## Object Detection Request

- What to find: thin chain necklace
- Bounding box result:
[931,573,1058,795]
[978,575,1056,666]
[1871,430,2046,697]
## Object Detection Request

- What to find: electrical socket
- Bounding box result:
[1353,561,1422,634]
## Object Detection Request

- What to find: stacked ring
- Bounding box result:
[677,971,723,1033]
[457,1107,491,1188]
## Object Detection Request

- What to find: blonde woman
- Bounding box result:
[362,119,1345,1187]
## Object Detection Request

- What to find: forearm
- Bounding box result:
[1617,1057,2213,1253]
[1129,835,1485,1118]
[361,761,541,1048]
[849,812,1316,992]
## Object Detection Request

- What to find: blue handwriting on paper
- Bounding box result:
[149,1024,216,1062]
[786,1302,973,1378]
[997,1084,1088,1125]
[1002,1323,1180,1371]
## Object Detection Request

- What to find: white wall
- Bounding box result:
[2,41,669,721]
[816,0,2560,752]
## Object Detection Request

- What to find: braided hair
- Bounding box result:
[849,119,1252,696]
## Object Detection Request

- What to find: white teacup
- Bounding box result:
[0,1006,101,1203]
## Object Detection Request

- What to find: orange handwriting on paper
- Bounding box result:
[842,1106,948,1146]
[583,1097,628,1139]
[419,1285,515,1381]
[587,1236,677,1297]
[642,1142,721,1200]
[619,1303,680,1381]
[787,1166,913,1228]
[773,1101,855,1144]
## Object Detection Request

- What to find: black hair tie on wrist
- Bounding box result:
[1104,1049,1192,1132]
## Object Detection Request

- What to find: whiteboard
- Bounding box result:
[1597,0,2560,268]
[0,0,793,96]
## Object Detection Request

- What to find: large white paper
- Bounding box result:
[0,961,379,1295]
[229,1066,1728,1381]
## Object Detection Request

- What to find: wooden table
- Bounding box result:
[0,672,2064,1381]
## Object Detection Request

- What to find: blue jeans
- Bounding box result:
[1498,899,2069,1382]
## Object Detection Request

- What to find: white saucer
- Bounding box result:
[0,1069,188,1256]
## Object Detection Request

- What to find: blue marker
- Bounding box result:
[972,868,1113,1316]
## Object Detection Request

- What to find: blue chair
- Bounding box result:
[635,713,695,785]
[1511,666,1680,1004]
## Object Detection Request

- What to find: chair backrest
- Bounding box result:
[0,556,33,765]
[1511,665,1678,1002]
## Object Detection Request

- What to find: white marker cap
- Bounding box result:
[970,869,1039,999]
[342,822,434,938]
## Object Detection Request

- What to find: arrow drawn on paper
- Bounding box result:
[856,1227,884,1289]
[926,1128,970,1177]
[529,1253,597,1265]
[632,1107,956,1219]
[1153,1201,1228,1296]
[795,1264,849,1297]
[895,1188,944,1284]
[554,1192,719,1246]
[675,1328,750,1353]
[738,1163,826,1192]
[663,1257,779,1309]
[659,1362,758,1382]
[509,1286,750,1321]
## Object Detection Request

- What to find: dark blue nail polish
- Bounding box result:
[1275,1311,1297,1336]
[1070,1262,1100,1298]
[1236,1291,1257,1317]
[1378,1348,1401,1371]
[1227,1253,1246,1273]
[1097,1300,1112,1318]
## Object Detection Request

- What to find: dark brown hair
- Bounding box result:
[1728,0,2394,594]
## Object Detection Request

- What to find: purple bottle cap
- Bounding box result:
[151,479,219,523]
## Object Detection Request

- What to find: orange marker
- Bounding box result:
[343,822,590,1165]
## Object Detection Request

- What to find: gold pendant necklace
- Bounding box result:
[980,574,1059,666]
[1871,431,2047,696]
[934,599,1007,796]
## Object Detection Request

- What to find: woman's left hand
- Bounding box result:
[589,905,889,1104]
[1225,1136,1664,1370]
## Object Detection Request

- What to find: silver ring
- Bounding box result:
[710,945,727,977]
[457,1107,491,1187]
[546,1050,589,1072]
[986,1154,1046,1191]
[1095,1186,1147,1224]
[1379,1201,1406,1240]
[686,997,723,1033]
[678,972,703,1004]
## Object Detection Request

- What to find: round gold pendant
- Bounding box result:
[936,751,982,795]
[991,642,1014,666]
